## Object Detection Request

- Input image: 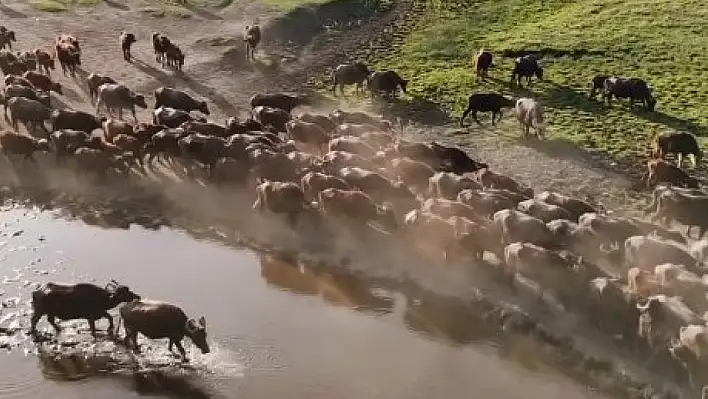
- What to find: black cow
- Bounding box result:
[368,70,408,98]
[460,93,515,127]
[653,131,702,169]
[332,62,371,96]
[510,55,543,87]
[475,50,494,80]
[603,76,656,111]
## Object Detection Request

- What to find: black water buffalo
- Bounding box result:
[460,93,515,127]
[475,50,493,80]
[121,300,209,362]
[653,131,702,169]
[30,280,140,337]
[603,77,656,111]
[332,62,371,96]
[250,92,307,113]
[510,55,543,87]
[368,70,408,98]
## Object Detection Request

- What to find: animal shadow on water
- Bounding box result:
[36,346,215,399]
[0,4,27,18]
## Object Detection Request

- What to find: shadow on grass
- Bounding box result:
[374,94,451,126]
[0,3,27,17]
[634,108,707,136]
[543,82,606,115]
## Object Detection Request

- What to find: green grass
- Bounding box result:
[31,0,98,11]
[376,0,708,162]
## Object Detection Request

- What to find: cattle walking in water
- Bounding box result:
[30,280,140,337]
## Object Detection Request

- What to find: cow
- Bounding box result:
[120,300,209,362]
[30,280,140,337]
[460,93,515,127]
[643,159,699,189]
[652,131,702,169]
[332,62,371,96]
[474,49,493,80]
[367,70,408,98]
[515,98,547,139]
[244,24,261,61]
[510,55,543,87]
[603,76,656,111]
[119,32,137,62]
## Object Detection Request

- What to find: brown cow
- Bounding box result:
[252,180,314,226]
[643,159,699,188]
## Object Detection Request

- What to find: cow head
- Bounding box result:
[107,280,141,304]
[186,316,210,354]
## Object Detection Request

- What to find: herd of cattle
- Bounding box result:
[1,25,708,385]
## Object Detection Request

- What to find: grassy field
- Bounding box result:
[375,0,708,162]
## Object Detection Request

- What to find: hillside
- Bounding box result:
[374,0,708,167]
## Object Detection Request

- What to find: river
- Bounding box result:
[0,204,607,399]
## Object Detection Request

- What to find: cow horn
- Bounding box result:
[199,316,206,327]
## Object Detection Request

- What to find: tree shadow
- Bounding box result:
[535,82,607,116]
[0,4,27,18]
[633,108,707,136]
[103,0,130,10]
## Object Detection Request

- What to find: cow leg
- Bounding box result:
[459,107,472,127]
[103,312,115,335]
[47,315,61,333]
[87,318,98,337]
[472,111,482,126]
[677,153,683,168]
[29,312,43,335]
[173,339,188,361]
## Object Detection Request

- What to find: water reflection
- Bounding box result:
[36,344,218,399]
[259,253,394,315]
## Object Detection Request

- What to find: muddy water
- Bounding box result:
[0,206,606,399]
